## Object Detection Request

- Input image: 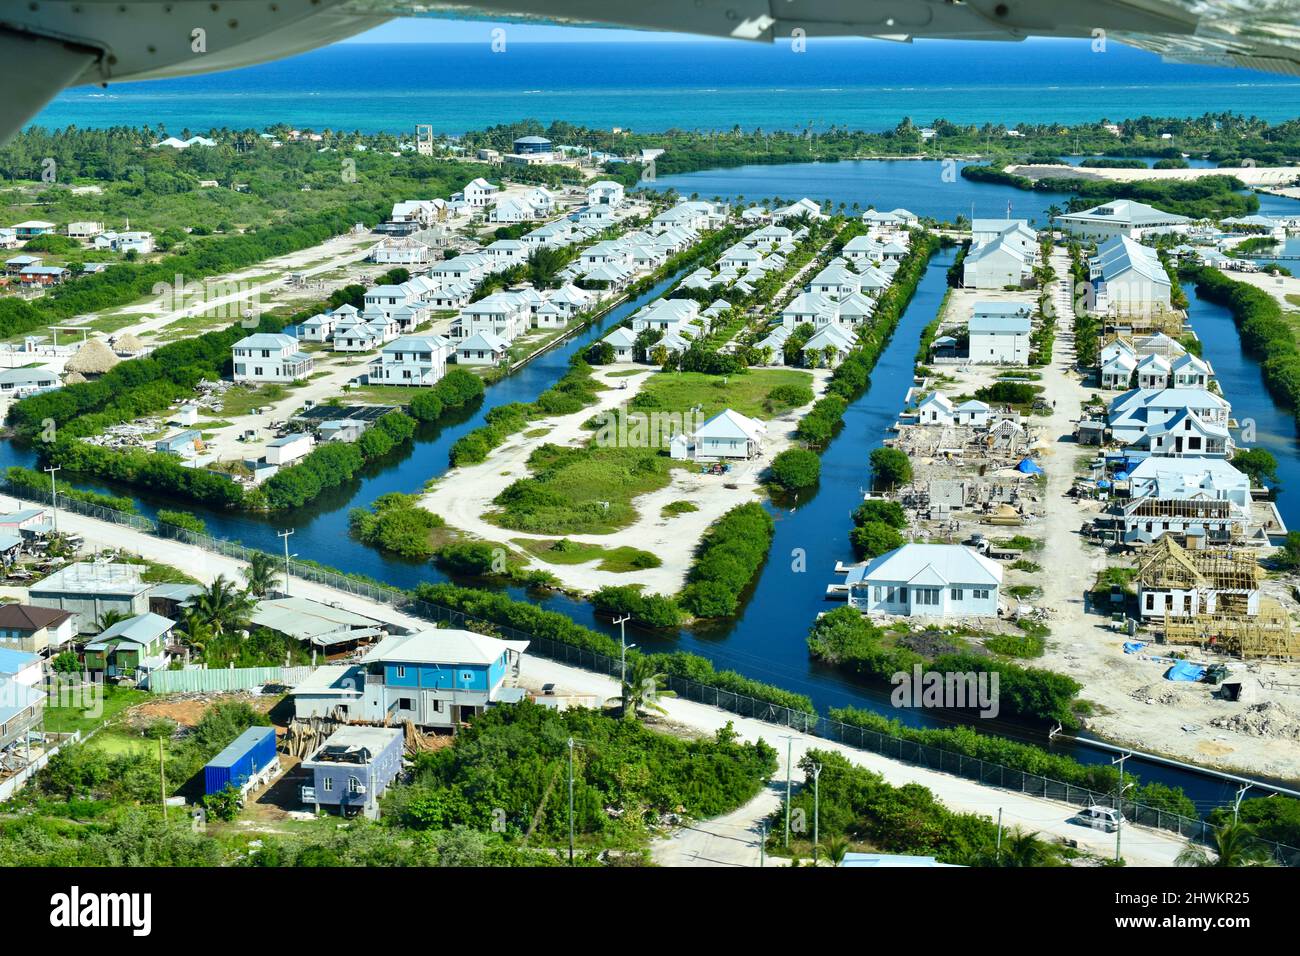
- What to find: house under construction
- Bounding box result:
[1136,537,1300,659]
[1137,536,1261,619]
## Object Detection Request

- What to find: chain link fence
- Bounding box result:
[6,479,1298,864]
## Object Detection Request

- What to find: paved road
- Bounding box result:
[15,494,1194,866]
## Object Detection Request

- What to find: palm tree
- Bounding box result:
[609,657,676,721]
[175,608,214,658]
[95,609,130,632]
[242,552,279,598]
[997,829,1058,867]
[193,574,253,635]
[1176,822,1274,867]
[821,835,851,867]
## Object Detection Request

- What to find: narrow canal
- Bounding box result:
[1184,280,1300,529]
[2,251,1286,807]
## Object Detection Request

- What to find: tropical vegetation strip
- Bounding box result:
[959,166,1258,219]
[807,608,1085,726]
[1187,265,1300,416]
[4,696,778,865]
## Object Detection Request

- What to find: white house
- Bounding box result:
[809,263,862,299]
[1056,200,1191,241]
[963,236,1032,289]
[1099,339,1138,389]
[801,323,856,368]
[967,302,1033,364]
[232,333,314,384]
[671,408,766,461]
[1171,353,1213,389]
[461,177,500,209]
[1089,236,1172,315]
[1122,457,1254,545]
[67,221,104,240]
[1107,388,1232,457]
[1135,353,1172,390]
[954,399,992,427]
[370,236,432,266]
[845,544,1002,618]
[780,291,839,329]
[773,198,821,221]
[586,180,625,208]
[456,332,508,366]
[373,334,451,386]
[602,326,638,363]
[917,392,955,425]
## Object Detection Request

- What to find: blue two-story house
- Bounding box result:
[357,629,528,729]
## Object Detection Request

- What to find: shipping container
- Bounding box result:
[203,726,278,796]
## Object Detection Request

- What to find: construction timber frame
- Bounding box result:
[1163,598,1300,660]
[1137,536,1261,596]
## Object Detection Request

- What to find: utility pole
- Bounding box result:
[995,807,1003,863]
[276,528,294,596]
[783,735,794,847]
[44,465,60,536]
[1112,753,1130,863]
[1233,784,1252,824]
[159,736,167,821]
[614,614,632,684]
[567,736,575,865]
[811,761,821,864]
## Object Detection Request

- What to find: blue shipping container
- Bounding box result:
[204,726,278,796]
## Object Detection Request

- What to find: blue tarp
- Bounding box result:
[1016,458,1044,475]
[1166,661,1206,682]
[1097,479,1112,489]
[1123,641,1146,654]
[1113,471,1131,482]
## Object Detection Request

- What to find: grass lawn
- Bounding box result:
[44,685,149,736]
[85,728,156,756]
[661,501,699,518]
[336,383,433,406]
[638,368,814,421]
[488,368,816,536]
[606,368,649,378]
[217,383,291,416]
[511,537,662,572]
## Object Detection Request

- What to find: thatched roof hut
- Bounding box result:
[112,332,145,355]
[62,371,86,385]
[65,338,121,376]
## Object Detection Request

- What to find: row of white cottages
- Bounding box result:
[753,228,910,368]
[1099,333,1213,391]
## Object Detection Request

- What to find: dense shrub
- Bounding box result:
[349,493,444,559]
[768,448,821,490]
[868,447,912,489]
[852,499,907,529]
[807,608,1082,725]
[849,520,904,559]
[679,502,775,618]
[591,585,683,628]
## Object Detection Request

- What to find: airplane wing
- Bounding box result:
[2,0,1300,143]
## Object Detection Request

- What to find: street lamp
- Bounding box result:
[614,614,633,684]
[43,465,60,536]
[276,528,295,596]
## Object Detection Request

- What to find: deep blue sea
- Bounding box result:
[31,38,1300,134]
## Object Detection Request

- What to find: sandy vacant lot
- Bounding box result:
[1009,163,1300,188]
[420,364,831,595]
